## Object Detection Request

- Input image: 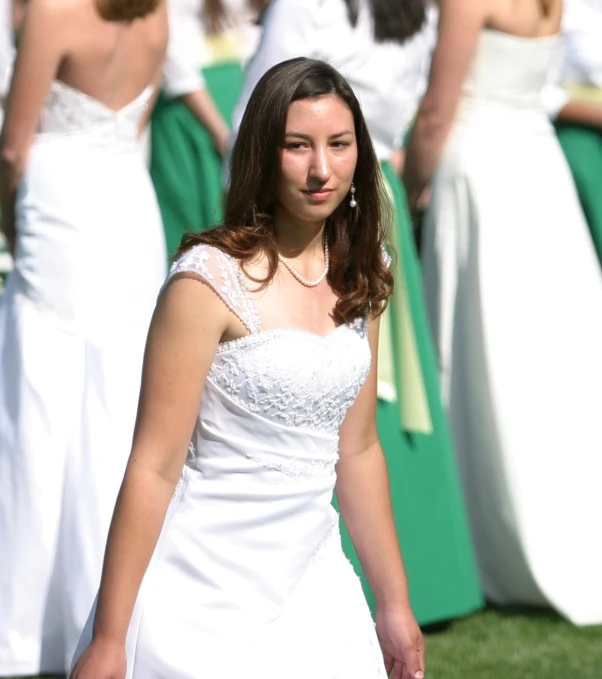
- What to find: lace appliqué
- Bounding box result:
[208,321,370,436]
[166,244,261,335]
[38,81,151,153]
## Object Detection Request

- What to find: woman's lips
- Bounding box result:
[303,189,334,201]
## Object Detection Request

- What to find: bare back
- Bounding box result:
[485,0,562,38]
[55,0,167,110]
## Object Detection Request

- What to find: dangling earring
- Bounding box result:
[349,182,357,208]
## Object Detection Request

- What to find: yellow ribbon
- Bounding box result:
[563,84,602,104]
[377,174,433,434]
[203,30,248,66]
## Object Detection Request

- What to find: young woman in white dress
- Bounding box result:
[0,0,168,673]
[228,0,484,626]
[70,58,425,679]
[404,0,602,625]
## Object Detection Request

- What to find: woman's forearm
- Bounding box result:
[91,465,179,645]
[0,149,24,254]
[335,441,411,609]
[555,101,602,130]
[180,89,230,156]
[403,105,453,212]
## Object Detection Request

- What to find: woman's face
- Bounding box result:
[275,94,358,228]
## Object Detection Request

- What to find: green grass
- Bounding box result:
[11,606,602,679]
[423,606,602,678]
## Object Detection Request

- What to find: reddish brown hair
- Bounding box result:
[179,58,394,324]
[96,0,160,21]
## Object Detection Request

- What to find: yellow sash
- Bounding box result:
[203,29,247,66]
[377,177,433,434]
[563,84,602,104]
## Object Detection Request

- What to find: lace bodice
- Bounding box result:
[167,244,372,438]
[38,80,152,152]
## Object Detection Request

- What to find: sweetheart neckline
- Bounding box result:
[216,323,363,353]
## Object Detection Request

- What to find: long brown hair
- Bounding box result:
[96,0,160,21]
[179,58,394,324]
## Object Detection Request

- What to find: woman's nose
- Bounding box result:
[309,147,330,181]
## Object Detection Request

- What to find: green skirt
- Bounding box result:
[556,124,602,265]
[150,62,243,259]
[339,163,484,625]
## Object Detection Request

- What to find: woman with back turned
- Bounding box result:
[405,0,602,625]
[70,58,425,679]
[0,0,167,673]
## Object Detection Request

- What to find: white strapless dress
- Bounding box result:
[0,81,167,674]
[73,244,388,678]
[422,30,602,625]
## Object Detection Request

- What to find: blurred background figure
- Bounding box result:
[150,0,266,259]
[0,0,15,286]
[543,0,602,264]
[0,0,168,673]
[230,0,483,626]
[405,0,602,625]
[0,0,13,119]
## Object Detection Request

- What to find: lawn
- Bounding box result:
[11,606,602,679]
[423,605,602,679]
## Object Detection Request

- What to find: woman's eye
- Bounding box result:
[332,141,349,148]
[284,142,307,150]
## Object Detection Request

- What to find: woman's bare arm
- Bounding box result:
[71,277,230,677]
[0,0,67,252]
[555,100,602,129]
[178,89,230,156]
[402,0,487,212]
[336,317,424,679]
[337,317,409,610]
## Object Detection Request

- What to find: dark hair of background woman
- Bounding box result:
[179,57,394,324]
[203,0,269,34]
[345,0,426,44]
[96,0,160,21]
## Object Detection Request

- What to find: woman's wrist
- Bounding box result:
[91,630,127,649]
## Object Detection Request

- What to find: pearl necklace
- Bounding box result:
[278,242,330,288]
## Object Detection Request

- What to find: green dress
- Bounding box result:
[150,63,243,259]
[339,162,484,625]
[556,124,602,265]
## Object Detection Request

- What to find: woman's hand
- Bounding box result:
[69,637,127,679]
[376,604,425,679]
[211,123,230,158]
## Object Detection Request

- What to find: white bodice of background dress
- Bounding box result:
[456,30,559,131]
[161,244,372,628]
[37,80,152,153]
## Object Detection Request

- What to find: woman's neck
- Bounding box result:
[273,210,326,260]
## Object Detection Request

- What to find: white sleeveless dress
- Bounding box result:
[73,244,388,678]
[422,30,602,625]
[0,81,167,674]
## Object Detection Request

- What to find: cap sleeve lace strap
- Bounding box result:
[165,244,262,335]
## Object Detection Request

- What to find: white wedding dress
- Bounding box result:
[0,81,167,674]
[422,30,602,625]
[73,244,388,678]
